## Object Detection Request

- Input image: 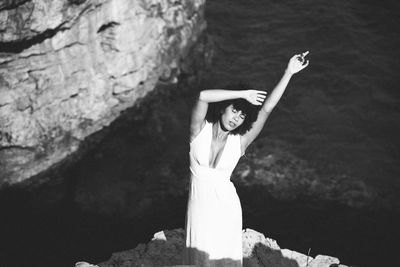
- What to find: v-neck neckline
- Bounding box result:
[208,123,229,169]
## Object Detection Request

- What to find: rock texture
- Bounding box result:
[95,228,347,267]
[0,0,206,186]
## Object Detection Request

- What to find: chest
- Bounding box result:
[190,124,242,170]
[208,137,228,168]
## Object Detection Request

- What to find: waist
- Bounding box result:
[190,164,232,182]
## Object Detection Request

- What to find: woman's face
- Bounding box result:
[220,104,246,131]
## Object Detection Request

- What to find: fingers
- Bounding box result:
[251,93,266,105]
[287,51,310,74]
[301,60,310,69]
[256,92,267,99]
[257,93,267,98]
[294,51,310,61]
[250,90,267,98]
[256,94,266,105]
[298,51,309,59]
[302,51,309,57]
[256,98,265,104]
[257,94,267,100]
[245,90,267,105]
[290,54,299,60]
[291,51,310,61]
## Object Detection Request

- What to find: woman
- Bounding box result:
[184,52,310,266]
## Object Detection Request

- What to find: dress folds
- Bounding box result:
[184,122,243,267]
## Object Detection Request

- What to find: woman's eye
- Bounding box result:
[232,108,237,113]
[240,115,246,119]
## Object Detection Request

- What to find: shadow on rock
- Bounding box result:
[96,228,344,267]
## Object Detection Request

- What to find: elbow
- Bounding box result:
[262,104,274,114]
[199,90,207,101]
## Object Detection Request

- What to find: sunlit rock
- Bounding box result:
[95,228,348,267]
[0,0,207,186]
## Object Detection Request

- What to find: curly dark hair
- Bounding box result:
[205,83,261,136]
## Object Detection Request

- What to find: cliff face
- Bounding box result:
[0,0,206,186]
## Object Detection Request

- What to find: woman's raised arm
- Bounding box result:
[241,51,310,150]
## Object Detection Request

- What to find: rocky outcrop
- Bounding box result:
[93,228,347,267]
[0,0,207,186]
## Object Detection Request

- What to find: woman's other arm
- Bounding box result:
[241,51,310,150]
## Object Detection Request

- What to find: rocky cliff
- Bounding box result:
[90,228,348,267]
[0,0,206,186]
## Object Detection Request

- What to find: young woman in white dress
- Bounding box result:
[184,52,310,267]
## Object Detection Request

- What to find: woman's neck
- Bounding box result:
[213,121,229,140]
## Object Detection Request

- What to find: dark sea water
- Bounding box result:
[204,0,400,265]
[205,0,400,195]
[1,0,400,267]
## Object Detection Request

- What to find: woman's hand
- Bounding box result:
[243,90,267,105]
[286,51,310,75]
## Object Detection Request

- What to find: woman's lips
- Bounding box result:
[229,121,236,128]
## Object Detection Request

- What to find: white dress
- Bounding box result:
[184,121,243,267]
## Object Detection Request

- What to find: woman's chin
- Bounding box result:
[227,125,237,131]
[220,121,237,132]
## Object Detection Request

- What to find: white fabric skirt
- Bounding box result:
[184,174,242,267]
